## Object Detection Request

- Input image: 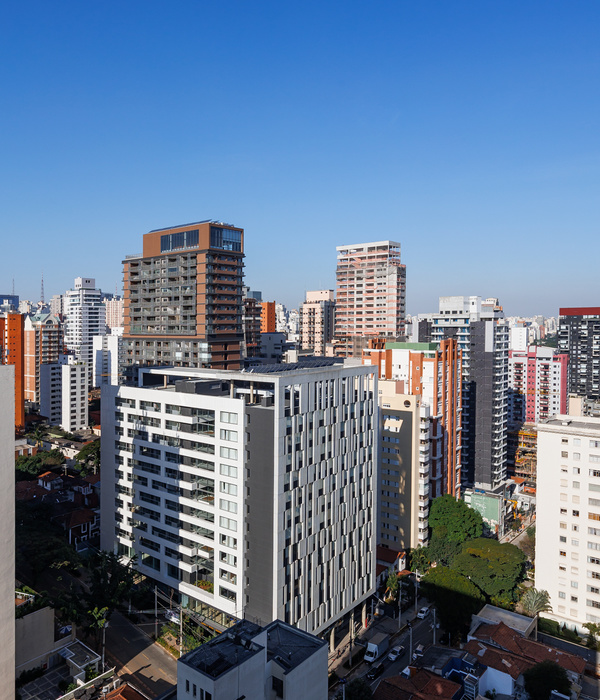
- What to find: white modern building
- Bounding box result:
[177,618,327,700]
[535,415,600,633]
[101,361,377,636]
[63,277,106,377]
[40,355,89,432]
[92,328,124,387]
[0,366,15,698]
[103,296,124,330]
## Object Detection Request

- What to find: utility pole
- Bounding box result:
[340,678,347,700]
[408,621,412,661]
[414,570,419,615]
[398,583,402,631]
[154,586,158,639]
[180,608,184,656]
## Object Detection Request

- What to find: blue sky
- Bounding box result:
[1,1,598,316]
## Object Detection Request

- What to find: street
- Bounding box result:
[105,611,177,697]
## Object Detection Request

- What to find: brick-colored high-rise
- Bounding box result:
[335,241,406,358]
[24,312,63,404]
[0,312,25,432]
[123,221,244,371]
[260,301,276,334]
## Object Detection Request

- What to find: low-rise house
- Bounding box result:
[38,471,64,491]
[373,668,462,700]
[53,507,100,546]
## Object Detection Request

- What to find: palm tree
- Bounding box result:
[30,423,48,448]
[520,588,552,617]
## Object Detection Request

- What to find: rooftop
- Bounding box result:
[471,604,535,636]
[264,619,327,674]
[179,620,264,680]
[148,220,239,233]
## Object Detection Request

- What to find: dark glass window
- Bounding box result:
[161,229,199,252]
[210,226,242,251]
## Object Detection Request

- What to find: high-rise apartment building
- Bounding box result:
[535,415,600,634]
[104,296,124,330]
[40,355,89,432]
[24,312,63,404]
[101,362,376,636]
[558,307,600,400]
[260,301,276,334]
[0,366,15,697]
[508,346,568,426]
[334,241,406,358]
[0,311,25,431]
[122,221,244,372]
[93,330,124,387]
[363,339,462,498]
[429,296,508,490]
[300,290,335,357]
[63,277,106,375]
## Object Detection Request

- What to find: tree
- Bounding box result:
[583,622,600,650]
[428,494,483,544]
[523,660,570,700]
[452,538,526,606]
[29,424,48,447]
[428,533,461,567]
[421,566,485,642]
[85,551,137,621]
[519,588,552,618]
[77,439,100,468]
[409,546,431,573]
[386,567,399,599]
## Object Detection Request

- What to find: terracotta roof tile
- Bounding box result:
[373,669,461,700]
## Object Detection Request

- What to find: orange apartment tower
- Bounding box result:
[335,241,406,358]
[260,301,276,333]
[24,312,63,404]
[364,338,462,497]
[0,312,25,432]
[123,221,244,372]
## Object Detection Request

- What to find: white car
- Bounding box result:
[417,606,430,619]
[165,609,180,624]
[388,645,405,662]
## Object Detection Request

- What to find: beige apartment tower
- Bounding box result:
[335,241,406,358]
[300,290,335,356]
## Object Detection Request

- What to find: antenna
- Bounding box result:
[12,278,15,295]
[40,271,45,304]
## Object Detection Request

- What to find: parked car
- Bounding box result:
[367,662,385,680]
[412,643,424,660]
[417,606,430,619]
[388,645,405,662]
[165,609,180,624]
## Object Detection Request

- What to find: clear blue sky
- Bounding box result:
[1,1,599,316]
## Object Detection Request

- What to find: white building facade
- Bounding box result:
[535,415,600,632]
[92,329,124,387]
[101,362,377,635]
[40,356,89,432]
[63,277,106,376]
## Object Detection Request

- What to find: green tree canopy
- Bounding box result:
[77,439,100,465]
[409,546,431,573]
[386,567,399,599]
[523,660,570,700]
[428,533,462,568]
[15,450,65,479]
[428,494,483,543]
[85,551,136,620]
[452,538,526,606]
[421,566,485,640]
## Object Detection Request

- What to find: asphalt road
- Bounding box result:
[105,611,177,697]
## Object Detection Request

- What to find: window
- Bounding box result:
[560,479,568,487]
[220,447,238,460]
[219,516,237,531]
[592,470,600,478]
[220,411,238,424]
[220,463,238,478]
[590,513,600,521]
[589,600,600,609]
[560,536,567,543]
[562,451,569,458]
[559,591,566,599]
[573,510,580,517]
[220,499,237,514]
[572,581,579,588]
[591,440,600,449]
[573,525,580,532]
[220,482,237,496]
[562,438,569,445]
[561,508,568,514]
[219,586,236,602]
[560,522,567,529]
[220,551,237,566]
[560,551,567,557]
[220,429,238,441]
[574,453,581,461]
[574,467,581,475]
[220,533,237,549]
[574,482,581,489]
[572,539,580,547]
[591,455,600,463]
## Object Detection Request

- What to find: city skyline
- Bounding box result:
[2,2,599,316]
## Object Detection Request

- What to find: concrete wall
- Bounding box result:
[0,366,15,695]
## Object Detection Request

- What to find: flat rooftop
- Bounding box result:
[179,620,263,680]
[473,604,534,635]
[264,620,327,673]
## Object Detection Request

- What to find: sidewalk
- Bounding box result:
[327,598,424,679]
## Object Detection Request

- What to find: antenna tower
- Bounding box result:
[40,271,45,304]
